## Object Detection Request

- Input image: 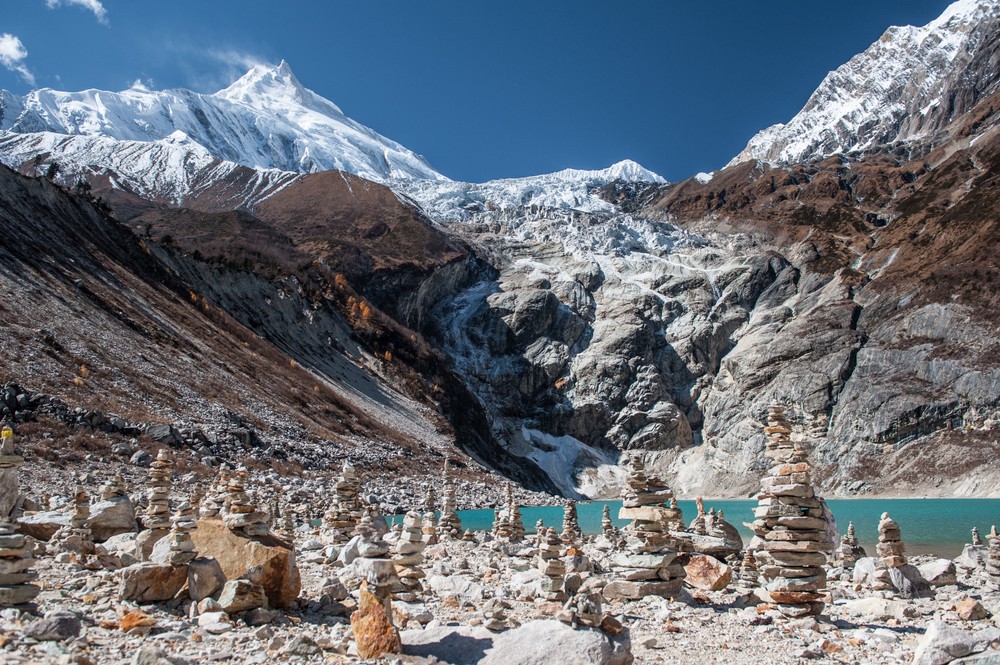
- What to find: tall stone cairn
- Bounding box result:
[505,482,525,542]
[601,504,618,538]
[876,512,906,569]
[437,462,462,539]
[748,405,830,618]
[163,501,197,565]
[537,527,566,601]
[422,485,436,516]
[0,425,22,519]
[611,453,686,599]
[324,462,363,543]
[221,469,269,537]
[0,519,39,606]
[985,526,1000,579]
[393,510,426,597]
[276,505,297,546]
[144,450,173,531]
[691,498,708,535]
[561,500,583,547]
[834,521,866,571]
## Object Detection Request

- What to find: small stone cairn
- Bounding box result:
[972,527,983,547]
[276,505,297,546]
[985,526,1000,580]
[393,510,426,598]
[52,487,95,556]
[0,519,39,606]
[834,521,866,572]
[481,597,513,632]
[601,505,617,538]
[162,501,197,565]
[437,462,462,539]
[610,454,686,599]
[748,404,830,618]
[221,469,269,537]
[561,500,583,547]
[144,450,173,532]
[100,474,127,500]
[739,550,759,586]
[199,468,228,519]
[537,527,566,601]
[876,512,906,569]
[324,462,363,543]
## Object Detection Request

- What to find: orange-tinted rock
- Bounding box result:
[350,583,401,659]
[683,554,732,591]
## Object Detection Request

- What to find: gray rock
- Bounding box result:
[16,509,69,541]
[24,611,82,641]
[187,557,226,602]
[482,619,632,665]
[130,450,153,467]
[89,496,138,542]
[218,579,267,614]
[401,625,495,664]
[146,424,180,445]
[913,621,979,665]
[919,559,958,587]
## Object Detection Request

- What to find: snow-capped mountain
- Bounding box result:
[395,159,666,221]
[0,60,444,182]
[729,0,1000,167]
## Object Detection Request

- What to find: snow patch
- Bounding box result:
[519,427,625,499]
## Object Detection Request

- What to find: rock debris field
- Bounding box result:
[1,408,999,665]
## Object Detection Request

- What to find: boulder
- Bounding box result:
[482,619,632,665]
[146,424,180,445]
[919,559,958,588]
[119,562,187,603]
[0,467,18,518]
[135,528,168,562]
[957,598,990,622]
[683,554,732,591]
[350,584,401,659]
[912,621,978,665]
[218,579,267,614]
[89,497,138,542]
[853,557,930,598]
[401,625,495,664]
[23,611,82,641]
[190,518,300,607]
[187,557,226,601]
[16,509,68,541]
[955,545,988,572]
[841,597,918,622]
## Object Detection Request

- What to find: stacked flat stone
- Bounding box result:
[537,527,566,601]
[482,597,512,632]
[420,512,438,545]
[199,469,228,518]
[163,501,197,565]
[324,462,363,543]
[437,462,462,539]
[393,511,426,598]
[100,474,127,500]
[221,469,269,537]
[559,589,608,630]
[276,505,297,545]
[985,526,1000,579]
[601,505,618,538]
[972,527,983,547]
[144,450,174,531]
[561,501,583,547]
[0,519,39,606]
[739,550,759,586]
[748,405,830,618]
[691,499,708,536]
[503,482,525,542]
[610,455,685,599]
[834,521,866,571]
[50,487,95,556]
[354,514,398,599]
[876,512,906,569]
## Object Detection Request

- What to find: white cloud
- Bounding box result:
[0,33,35,85]
[45,0,109,25]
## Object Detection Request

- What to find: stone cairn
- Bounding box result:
[52,487,95,556]
[504,482,525,542]
[0,425,21,519]
[420,485,438,545]
[199,468,229,518]
[611,454,686,599]
[393,510,427,599]
[481,597,513,632]
[324,462,363,544]
[437,462,462,539]
[0,519,39,606]
[221,469,269,537]
[739,550,759,586]
[985,526,1000,580]
[834,521,866,572]
[561,500,583,547]
[100,474,127,500]
[690,498,708,535]
[351,515,402,659]
[876,512,906,569]
[276,504,297,546]
[601,504,618,538]
[537,527,566,601]
[162,501,197,565]
[748,404,830,618]
[144,449,174,532]
[972,527,983,547]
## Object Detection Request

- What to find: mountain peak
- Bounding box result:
[216,60,341,113]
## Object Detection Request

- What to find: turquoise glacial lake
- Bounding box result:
[453,499,1000,559]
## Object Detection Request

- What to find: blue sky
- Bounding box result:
[2,0,955,182]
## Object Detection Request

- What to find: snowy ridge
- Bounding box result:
[0,61,444,182]
[395,159,665,221]
[729,0,1000,167]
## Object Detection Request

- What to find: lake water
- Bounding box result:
[453,498,1000,559]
